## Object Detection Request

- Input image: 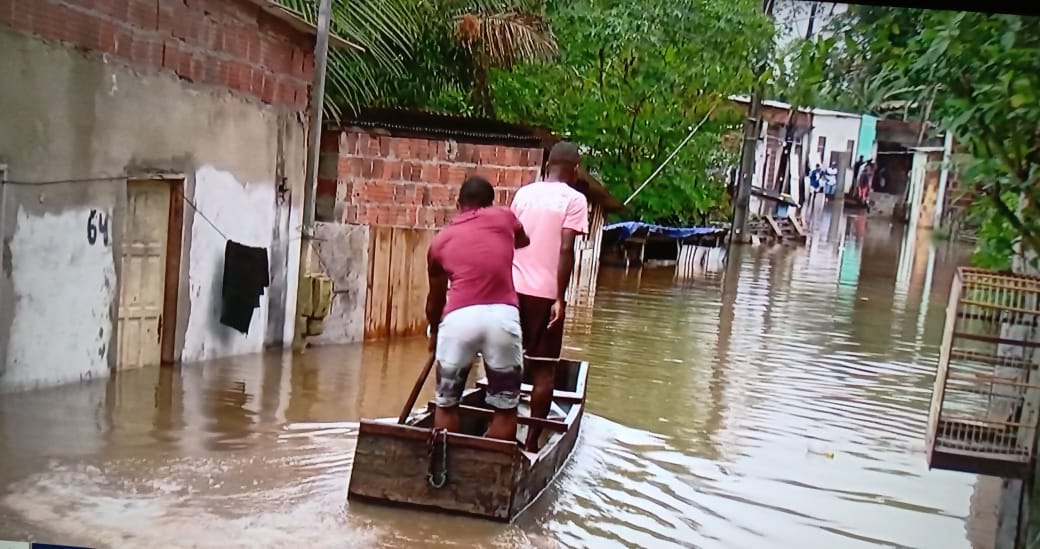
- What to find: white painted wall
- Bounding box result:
[811,111,863,193]
[1,206,117,392]
[180,165,302,363]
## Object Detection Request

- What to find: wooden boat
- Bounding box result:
[347,358,588,522]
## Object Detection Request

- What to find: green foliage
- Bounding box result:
[790,8,1040,269]
[493,0,772,224]
[274,0,422,118]
[968,194,1016,271]
[274,0,557,118]
[278,0,774,224]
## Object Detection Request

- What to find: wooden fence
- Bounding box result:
[364,203,607,340]
[364,226,435,339]
[566,204,605,308]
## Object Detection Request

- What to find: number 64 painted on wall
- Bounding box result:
[87,209,110,246]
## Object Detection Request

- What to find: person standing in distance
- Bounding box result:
[510,141,589,450]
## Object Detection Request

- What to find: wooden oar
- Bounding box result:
[398,351,436,424]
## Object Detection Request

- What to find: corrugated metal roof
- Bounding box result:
[338,108,549,146]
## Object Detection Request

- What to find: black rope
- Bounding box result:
[0,176,129,186]
[175,188,231,243]
[2,175,338,289]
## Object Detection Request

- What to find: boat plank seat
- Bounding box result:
[475,379,584,404]
[455,405,568,433]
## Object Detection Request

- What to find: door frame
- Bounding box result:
[124,173,184,366]
[159,176,184,365]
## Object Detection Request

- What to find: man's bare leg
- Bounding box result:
[485,408,518,441]
[524,361,554,450]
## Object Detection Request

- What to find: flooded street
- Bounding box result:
[0,213,978,548]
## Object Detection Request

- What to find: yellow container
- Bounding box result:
[311,274,333,319]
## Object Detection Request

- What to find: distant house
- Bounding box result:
[311,109,623,343]
[0,0,349,391]
[810,107,867,195]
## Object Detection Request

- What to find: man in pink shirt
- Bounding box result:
[427,176,530,441]
[510,141,589,449]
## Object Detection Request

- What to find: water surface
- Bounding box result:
[0,213,977,548]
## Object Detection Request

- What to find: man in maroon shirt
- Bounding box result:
[426,176,530,441]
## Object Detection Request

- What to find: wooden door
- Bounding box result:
[118,181,172,370]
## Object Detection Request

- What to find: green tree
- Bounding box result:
[493,0,773,224]
[275,0,557,118]
[793,9,1040,268]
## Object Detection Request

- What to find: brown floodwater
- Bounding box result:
[0,211,979,548]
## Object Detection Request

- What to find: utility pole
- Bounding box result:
[773,1,819,201]
[293,0,333,351]
[731,0,775,244]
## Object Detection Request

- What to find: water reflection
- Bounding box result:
[0,217,977,548]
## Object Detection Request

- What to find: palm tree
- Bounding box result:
[452,1,558,116]
[274,0,558,119]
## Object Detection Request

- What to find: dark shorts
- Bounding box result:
[518,293,564,359]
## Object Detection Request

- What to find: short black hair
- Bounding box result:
[459,176,495,208]
[547,141,580,168]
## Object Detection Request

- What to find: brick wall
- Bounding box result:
[0,0,313,109]
[319,130,544,229]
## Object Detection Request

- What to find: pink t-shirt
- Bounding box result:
[428,206,523,317]
[510,181,589,300]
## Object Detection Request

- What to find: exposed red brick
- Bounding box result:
[499,147,522,166]
[499,168,522,188]
[275,78,295,106]
[301,51,314,80]
[391,137,411,159]
[427,184,452,205]
[411,139,430,161]
[344,157,364,178]
[445,165,467,186]
[428,140,445,161]
[343,205,358,223]
[419,163,439,183]
[403,161,423,182]
[456,143,475,164]
[344,132,359,156]
[520,149,543,167]
[358,133,379,156]
[6,0,314,110]
[130,38,163,68]
[127,0,157,30]
[474,166,497,182]
[382,160,403,181]
[475,145,496,165]
[378,136,391,157]
[393,184,420,205]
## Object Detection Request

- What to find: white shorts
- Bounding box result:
[435,304,523,409]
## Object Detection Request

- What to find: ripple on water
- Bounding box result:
[0,220,979,548]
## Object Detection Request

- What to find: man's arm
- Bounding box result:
[426,255,448,331]
[555,228,578,302]
[515,225,531,249]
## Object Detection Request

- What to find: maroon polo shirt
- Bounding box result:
[428,206,522,317]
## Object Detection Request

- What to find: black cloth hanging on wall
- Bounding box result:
[220,240,270,334]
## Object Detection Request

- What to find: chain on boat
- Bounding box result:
[427,428,448,489]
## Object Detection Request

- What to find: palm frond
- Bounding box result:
[456,10,557,68]
[274,0,425,117]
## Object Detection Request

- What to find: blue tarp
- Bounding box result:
[603,221,727,241]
